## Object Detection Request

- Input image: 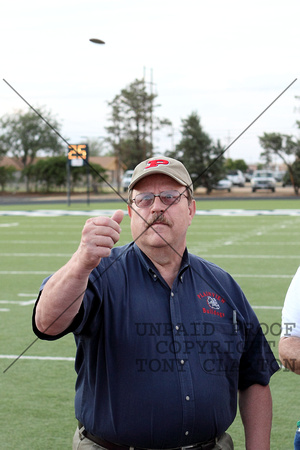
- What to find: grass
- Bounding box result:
[0,199,300,449]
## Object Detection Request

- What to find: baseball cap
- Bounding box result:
[128,156,193,194]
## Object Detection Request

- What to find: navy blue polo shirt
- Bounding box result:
[33,242,279,448]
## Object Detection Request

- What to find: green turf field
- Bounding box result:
[0,199,300,449]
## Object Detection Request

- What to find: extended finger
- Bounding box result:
[92,215,122,234]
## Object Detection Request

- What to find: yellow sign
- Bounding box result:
[68,144,88,160]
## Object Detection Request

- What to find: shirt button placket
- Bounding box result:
[170,287,194,441]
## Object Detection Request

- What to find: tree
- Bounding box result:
[67,162,108,193]
[106,78,171,175]
[21,156,107,193]
[225,158,248,172]
[259,132,300,195]
[84,138,107,156]
[166,112,226,194]
[0,166,16,191]
[89,163,108,193]
[22,156,67,192]
[0,107,64,170]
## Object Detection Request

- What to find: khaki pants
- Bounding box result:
[72,427,234,450]
[73,425,106,449]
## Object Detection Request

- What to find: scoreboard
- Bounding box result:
[68,144,88,166]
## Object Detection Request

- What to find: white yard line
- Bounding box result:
[0,252,72,257]
[204,255,300,259]
[0,271,51,274]
[0,354,75,361]
[252,306,282,309]
[0,222,19,227]
[0,299,36,305]
[232,274,293,278]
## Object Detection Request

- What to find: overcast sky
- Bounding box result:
[1,0,299,164]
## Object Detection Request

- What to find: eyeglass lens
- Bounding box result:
[134,190,182,208]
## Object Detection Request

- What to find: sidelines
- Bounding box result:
[0,354,75,361]
[1,209,300,217]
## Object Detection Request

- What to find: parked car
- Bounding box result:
[213,178,233,192]
[251,170,276,192]
[226,170,245,187]
[273,170,285,182]
[244,170,253,182]
[122,169,134,192]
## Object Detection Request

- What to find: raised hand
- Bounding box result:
[76,210,125,273]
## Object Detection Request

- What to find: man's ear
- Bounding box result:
[188,199,196,225]
[127,204,132,218]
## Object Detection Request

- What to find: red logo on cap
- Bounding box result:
[145,159,170,169]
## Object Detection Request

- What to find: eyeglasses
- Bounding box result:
[131,190,189,208]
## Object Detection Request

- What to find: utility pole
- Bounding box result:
[226,130,232,160]
[143,67,155,156]
[150,68,153,155]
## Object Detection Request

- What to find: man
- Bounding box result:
[279,266,300,374]
[33,156,279,450]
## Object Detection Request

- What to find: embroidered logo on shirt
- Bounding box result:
[197,291,226,318]
[206,296,220,310]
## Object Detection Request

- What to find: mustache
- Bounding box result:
[146,213,172,228]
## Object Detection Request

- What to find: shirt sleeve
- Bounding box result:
[32,276,85,341]
[238,320,280,390]
[281,266,300,337]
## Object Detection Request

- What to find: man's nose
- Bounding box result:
[151,195,166,211]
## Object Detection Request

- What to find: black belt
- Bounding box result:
[78,422,217,450]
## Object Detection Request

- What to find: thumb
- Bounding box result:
[111,209,125,225]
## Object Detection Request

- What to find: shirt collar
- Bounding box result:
[133,243,190,282]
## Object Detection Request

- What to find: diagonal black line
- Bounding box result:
[3,78,128,203]
[1,77,185,372]
[3,337,40,373]
[140,78,298,216]
[170,77,298,198]
[2,77,297,373]
[193,77,298,186]
[3,78,188,259]
[3,79,167,235]
[2,211,183,373]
